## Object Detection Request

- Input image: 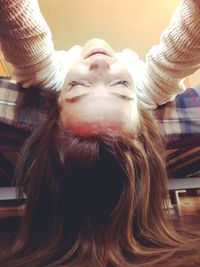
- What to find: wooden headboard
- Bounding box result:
[0,53,8,76]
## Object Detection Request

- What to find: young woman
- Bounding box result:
[0,0,200,266]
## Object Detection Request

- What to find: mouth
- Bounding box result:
[85,49,111,58]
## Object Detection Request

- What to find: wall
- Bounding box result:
[3,0,200,86]
[39,0,179,59]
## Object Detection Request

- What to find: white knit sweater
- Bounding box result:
[0,0,200,109]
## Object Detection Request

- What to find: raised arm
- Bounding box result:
[0,0,66,89]
[136,0,200,109]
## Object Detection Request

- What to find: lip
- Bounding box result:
[85,49,111,59]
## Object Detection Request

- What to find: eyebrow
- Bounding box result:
[65,93,135,103]
[65,94,89,103]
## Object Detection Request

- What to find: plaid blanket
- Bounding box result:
[0,77,45,131]
[1,77,200,182]
[1,77,200,149]
[155,87,200,148]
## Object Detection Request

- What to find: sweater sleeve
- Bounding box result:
[0,0,64,90]
[135,0,200,109]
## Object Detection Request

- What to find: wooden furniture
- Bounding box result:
[0,54,8,76]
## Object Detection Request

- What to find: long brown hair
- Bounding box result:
[0,87,200,267]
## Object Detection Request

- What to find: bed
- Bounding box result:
[0,76,200,204]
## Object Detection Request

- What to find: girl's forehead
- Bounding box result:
[59,93,139,137]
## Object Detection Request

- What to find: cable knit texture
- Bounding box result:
[0,0,62,89]
[138,0,200,108]
[0,0,200,108]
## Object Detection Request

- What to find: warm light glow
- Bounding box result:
[39,0,180,58]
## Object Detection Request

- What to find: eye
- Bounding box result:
[110,80,129,87]
[68,80,90,89]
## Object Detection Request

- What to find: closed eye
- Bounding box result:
[109,80,129,87]
[68,80,91,89]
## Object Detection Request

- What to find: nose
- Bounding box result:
[89,56,110,71]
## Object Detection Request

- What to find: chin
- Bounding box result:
[83,39,114,57]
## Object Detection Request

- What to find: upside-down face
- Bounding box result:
[59,38,140,136]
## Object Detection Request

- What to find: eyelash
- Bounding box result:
[68,79,129,88]
[68,81,87,87]
[111,80,129,87]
